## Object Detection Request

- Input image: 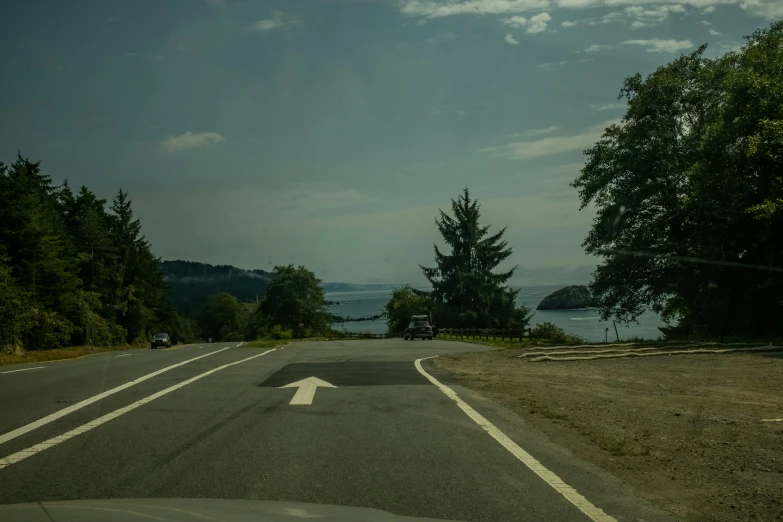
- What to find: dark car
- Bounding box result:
[151,333,171,349]
[404,316,433,341]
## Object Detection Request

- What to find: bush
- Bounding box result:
[267,324,293,340]
[531,322,583,344]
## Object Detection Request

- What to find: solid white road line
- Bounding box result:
[415,356,617,522]
[0,346,232,447]
[0,348,277,470]
[0,367,45,375]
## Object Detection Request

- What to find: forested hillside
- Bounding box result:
[160,260,272,317]
[0,155,195,350]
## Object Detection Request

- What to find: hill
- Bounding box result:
[536,285,592,310]
[160,260,273,317]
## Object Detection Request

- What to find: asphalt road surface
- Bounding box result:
[0,340,673,522]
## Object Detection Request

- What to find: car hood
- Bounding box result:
[0,498,461,522]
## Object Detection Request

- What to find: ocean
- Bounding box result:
[326,285,665,342]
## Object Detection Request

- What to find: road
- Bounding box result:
[0,340,673,521]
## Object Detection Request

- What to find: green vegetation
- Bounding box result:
[196,264,332,343]
[160,260,271,317]
[573,22,783,339]
[530,322,584,344]
[380,285,432,333]
[382,188,532,334]
[0,155,195,352]
[242,339,289,349]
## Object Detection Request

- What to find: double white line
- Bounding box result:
[0,346,276,470]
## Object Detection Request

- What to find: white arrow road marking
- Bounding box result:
[1,367,45,375]
[0,346,232,447]
[280,377,336,405]
[0,348,277,470]
[415,356,617,522]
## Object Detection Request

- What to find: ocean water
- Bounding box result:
[326,285,665,342]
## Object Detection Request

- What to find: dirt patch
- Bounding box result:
[435,349,783,522]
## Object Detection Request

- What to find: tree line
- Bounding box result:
[0,155,194,351]
[195,264,332,342]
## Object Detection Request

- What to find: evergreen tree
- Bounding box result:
[420,188,531,329]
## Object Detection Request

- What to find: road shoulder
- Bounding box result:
[421,357,676,522]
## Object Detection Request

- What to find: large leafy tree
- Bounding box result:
[420,188,531,329]
[199,292,242,341]
[381,285,432,334]
[572,22,783,338]
[255,264,329,336]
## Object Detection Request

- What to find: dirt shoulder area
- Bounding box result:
[435,348,783,522]
[0,343,159,367]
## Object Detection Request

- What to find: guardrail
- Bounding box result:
[325,332,403,340]
[323,328,533,341]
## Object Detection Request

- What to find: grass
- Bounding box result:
[0,343,150,367]
[242,339,291,349]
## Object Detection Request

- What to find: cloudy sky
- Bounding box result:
[0,0,778,285]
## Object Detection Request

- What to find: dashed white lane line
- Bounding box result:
[0,348,277,470]
[115,354,132,358]
[0,367,45,375]
[415,356,617,522]
[0,346,232,448]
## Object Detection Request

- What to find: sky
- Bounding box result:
[1,0,779,285]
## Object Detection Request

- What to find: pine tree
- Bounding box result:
[420,188,530,329]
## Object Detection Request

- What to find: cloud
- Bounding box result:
[536,61,569,70]
[590,101,626,112]
[160,131,226,152]
[740,0,783,19]
[561,20,577,28]
[625,5,686,29]
[398,0,778,21]
[400,0,549,18]
[623,38,693,53]
[480,120,620,160]
[502,12,552,33]
[425,31,458,43]
[505,33,520,45]
[252,10,297,33]
[508,126,561,138]
[584,44,613,53]
[699,19,712,25]
[709,29,723,35]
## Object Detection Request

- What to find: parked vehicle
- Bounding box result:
[151,333,172,349]
[404,316,433,340]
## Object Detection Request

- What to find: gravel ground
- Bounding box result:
[435,349,783,522]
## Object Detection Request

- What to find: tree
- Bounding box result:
[0,249,33,352]
[419,188,531,329]
[199,293,242,341]
[572,22,783,338]
[255,265,328,337]
[381,285,432,334]
[108,189,174,343]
